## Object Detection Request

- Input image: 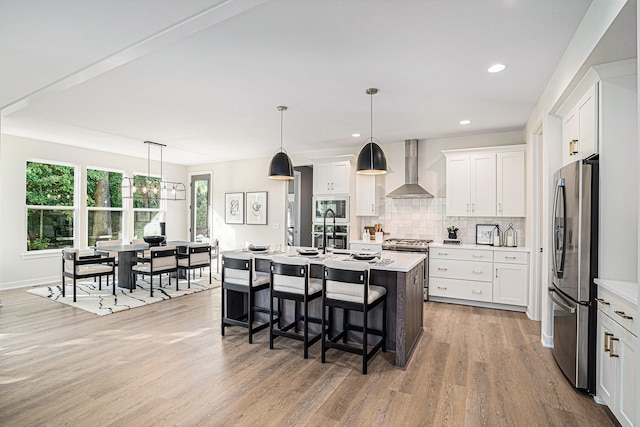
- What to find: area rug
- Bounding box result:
[27,272,221,316]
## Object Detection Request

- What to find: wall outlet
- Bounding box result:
[272,223,279,229]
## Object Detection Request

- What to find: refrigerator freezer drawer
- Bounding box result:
[550,288,591,390]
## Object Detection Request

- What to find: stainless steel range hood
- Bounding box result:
[386,139,434,199]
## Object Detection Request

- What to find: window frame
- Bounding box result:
[24,159,79,254]
[86,166,125,247]
[131,172,165,240]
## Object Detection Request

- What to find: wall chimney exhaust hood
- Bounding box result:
[386,139,434,199]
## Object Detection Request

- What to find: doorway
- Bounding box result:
[190,173,211,242]
[287,166,313,247]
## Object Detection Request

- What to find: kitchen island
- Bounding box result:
[227,248,426,369]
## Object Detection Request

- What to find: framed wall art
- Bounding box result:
[225,192,244,224]
[476,223,498,245]
[245,191,267,225]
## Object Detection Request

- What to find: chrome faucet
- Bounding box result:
[322,208,336,254]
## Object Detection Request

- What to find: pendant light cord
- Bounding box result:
[280,108,284,152]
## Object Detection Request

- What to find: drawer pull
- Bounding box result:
[609,337,620,358]
[472,254,483,258]
[437,267,448,271]
[504,256,517,259]
[437,286,447,290]
[595,298,610,306]
[472,290,482,294]
[604,332,613,352]
[614,310,633,320]
[472,270,483,274]
[437,252,448,256]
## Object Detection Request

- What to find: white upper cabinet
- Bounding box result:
[355,174,379,216]
[497,150,526,217]
[470,153,496,216]
[444,145,525,217]
[313,159,351,195]
[562,84,598,166]
[445,155,471,216]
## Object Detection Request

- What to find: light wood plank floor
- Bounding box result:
[0,286,614,426]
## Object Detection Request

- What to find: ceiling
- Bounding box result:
[0,0,605,165]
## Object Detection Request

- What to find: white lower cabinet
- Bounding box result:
[429,246,528,308]
[595,284,638,427]
[493,251,528,306]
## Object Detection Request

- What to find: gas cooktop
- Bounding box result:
[382,238,433,251]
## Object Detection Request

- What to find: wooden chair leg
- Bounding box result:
[382,297,387,352]
[303,298,309,359]
[269,290,275,350]
[363,305,368,375]
[248,290,254,344]
[221,287,226,336]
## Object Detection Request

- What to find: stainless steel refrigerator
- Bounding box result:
[550,156,599,394]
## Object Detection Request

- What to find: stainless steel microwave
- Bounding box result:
[313,196,350,223]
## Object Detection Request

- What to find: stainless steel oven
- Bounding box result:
[313,196,349,223]
[312,224,349,250]
[382,238,431,301]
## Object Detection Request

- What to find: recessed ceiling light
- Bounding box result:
[488,64,506,73]
[352,133,361,137]
[459,120,471,125]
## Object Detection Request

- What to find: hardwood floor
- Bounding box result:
[0,286,614,426]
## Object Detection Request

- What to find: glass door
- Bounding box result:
[190,174,211,242]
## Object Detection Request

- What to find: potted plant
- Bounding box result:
[447,226,459,239]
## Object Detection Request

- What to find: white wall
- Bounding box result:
[599,71,638,281]
[0,134,188,289]
[187,156,290,254]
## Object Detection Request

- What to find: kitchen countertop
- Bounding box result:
[240,246,426,273]
[594,278,638,306]
[429,243,530,252]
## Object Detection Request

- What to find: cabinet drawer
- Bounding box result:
[596,288,638,337]
[429,259,493,282]
[494,250,527,264]
[429,278,492,302]
[430,248,493,262]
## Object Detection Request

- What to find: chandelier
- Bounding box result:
[121,141,186,201]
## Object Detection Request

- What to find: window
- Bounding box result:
[87,168,123,246]
[26,161,75,251]
[132,174,163,238]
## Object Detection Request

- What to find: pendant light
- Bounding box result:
[356,88,388,175]
[268,105,294,180]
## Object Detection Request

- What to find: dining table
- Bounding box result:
[94,240,202,289]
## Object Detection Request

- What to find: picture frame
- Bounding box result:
[225,192,244,224]
[476,224,498,245]
[245,191,268,225]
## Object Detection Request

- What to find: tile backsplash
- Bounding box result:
[363,197,526,247]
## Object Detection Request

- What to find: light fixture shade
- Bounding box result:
[357,141,387,175]
[268,151,294,180]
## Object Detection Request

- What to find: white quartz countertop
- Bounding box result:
[429,243,530,252]
[594,278,638,307]
[227,247,426,273]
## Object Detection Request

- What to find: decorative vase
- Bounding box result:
[448,231,457,239]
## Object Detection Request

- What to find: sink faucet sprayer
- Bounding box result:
[322,208,336,254]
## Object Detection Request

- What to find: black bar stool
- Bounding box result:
[221,252,271,343]
[321,259,387,374]
[269,256,323,358]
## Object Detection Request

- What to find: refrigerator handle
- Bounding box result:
[549,288,576,314]
[552,178,567,279]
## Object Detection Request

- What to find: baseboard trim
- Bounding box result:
[0,275,59,291]
[428,296,526,313]
[541,331,553,348]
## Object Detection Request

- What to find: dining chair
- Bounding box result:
[269,256,323,358]
[95,239,122,267]
[321,259,387,374]
[177,243,211,288]
[221,251,271,344]
[131,246,178,297]
[61,249,116,302]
